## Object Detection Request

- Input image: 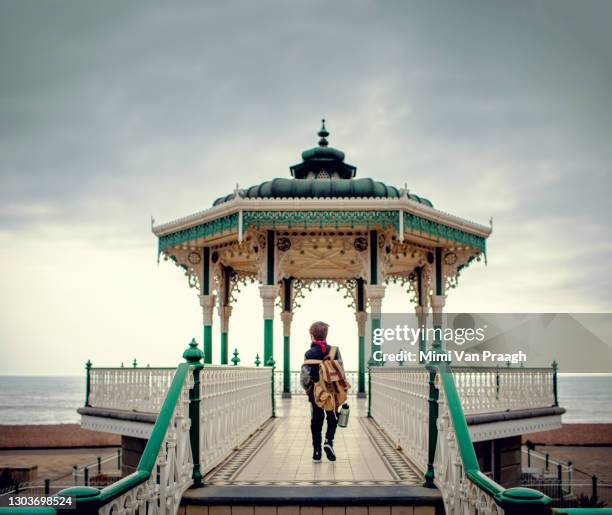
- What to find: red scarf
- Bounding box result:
[312,340,327,354]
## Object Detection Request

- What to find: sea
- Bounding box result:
[0,374,611,425]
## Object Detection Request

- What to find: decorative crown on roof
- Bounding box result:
[290,119,357,180]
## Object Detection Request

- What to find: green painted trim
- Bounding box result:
[264,319,273,366]
[438,367,479,470]
[403,212,486,253]
[158,210,486,256]
[283,278,292,311]
[220,332,228,365]
[371,317,381,361]
[423,369,439,488]
[283,335,290,393]
[267,356,276,417]
[266,230,275,285]
[203,247,210,295]
[158,213,238,253]
[419,329,426,364]
[84,360,92,407]
[203,325,212,365]
[367,365,372,417]
[370,230,378,284]
[136,364,191,471]
[356,278,365,311]
[435,247,442,296]
[189,364,204,487]
[358,334,365,393]
[222,266,231,305]
[231,348,240,366]
[552,360,559,407]
[415,266,423,306]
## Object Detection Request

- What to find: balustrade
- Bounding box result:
[369,367,429,473]
[451,365,555,414]
[200,366,272,474]
[57,362,196,515]
[88,367,175,413]
[435,384,504,514]
[50,344,274,515]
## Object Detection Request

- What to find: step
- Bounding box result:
[180,485,443,515]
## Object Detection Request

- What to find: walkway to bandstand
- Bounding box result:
[191,397,422,487]
[195,395,423,486]
[78,359,561,514]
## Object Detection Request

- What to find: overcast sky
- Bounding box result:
[1,1,611,376]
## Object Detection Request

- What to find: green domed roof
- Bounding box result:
[212,120,433,207]
[213,178,433,206]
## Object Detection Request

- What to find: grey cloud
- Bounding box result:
[0,0,611,307]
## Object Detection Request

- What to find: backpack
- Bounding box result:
[303,346,350,412]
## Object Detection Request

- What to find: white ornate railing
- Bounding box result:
[200,366,272,474]
[57,363,195,515]
[369,367,430,473]
[435,384,504,515]
[274,370,361,395]
[452,366,555,415]
[99,365,193,514]
[89,368,175,413]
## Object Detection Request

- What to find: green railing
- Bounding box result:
[433,362,612,514]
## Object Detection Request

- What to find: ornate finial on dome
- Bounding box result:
[318,119,329,147]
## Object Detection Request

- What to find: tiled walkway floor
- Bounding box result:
[204,397,421,486]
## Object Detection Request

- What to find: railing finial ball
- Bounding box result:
[183,337,205,363]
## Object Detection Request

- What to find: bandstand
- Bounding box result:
[152,120,490,397]
[6,123,578,515]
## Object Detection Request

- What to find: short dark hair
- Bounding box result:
[309,321,329,340]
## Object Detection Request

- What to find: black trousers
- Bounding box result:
[310,399,338,450]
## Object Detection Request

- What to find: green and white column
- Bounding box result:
[281,310,293,398]
[367,229,385,366]
[280,276,293,398]
[219,266,232,365]
[415,266,429,363]
[261,230,277,366]
[367,284,386,365]
[220,305,232,365]
[261,286,277,365]
[356,277,367,398]
[199,247,215,365]
[430,248,446,352]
